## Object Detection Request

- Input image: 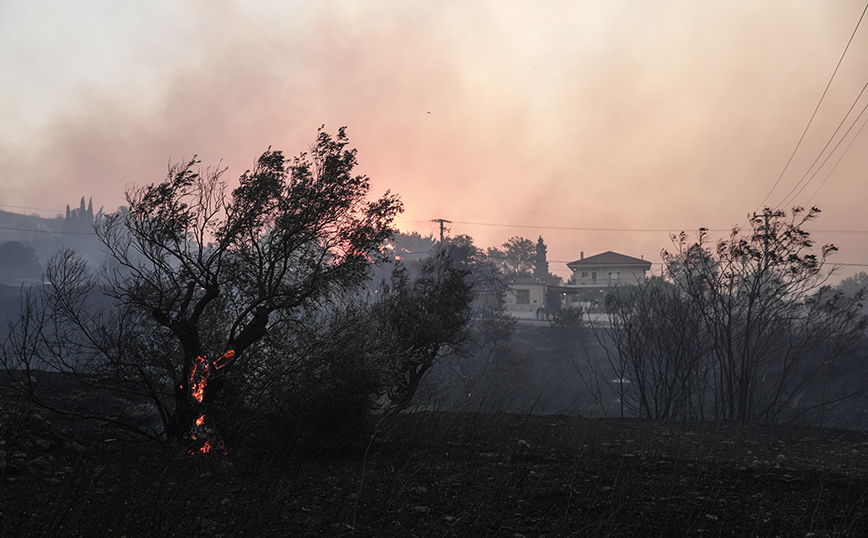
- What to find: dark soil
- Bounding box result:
[2,409,868,537]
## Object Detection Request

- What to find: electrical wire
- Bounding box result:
[757,0,868,211]
[0,203,64,214]
[806,105,868,206]
[4,215,863,239]
[777,81,868,209]
[0,224,93,236]
[449,220,732,233]
[442,219,868,235]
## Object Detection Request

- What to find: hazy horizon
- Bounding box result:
[2,1,867,280]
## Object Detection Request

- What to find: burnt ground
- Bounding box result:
[2,408,868,537]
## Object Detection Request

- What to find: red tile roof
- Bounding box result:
[566,251,651,269]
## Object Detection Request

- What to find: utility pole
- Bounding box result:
[431,218,451,245]
[752,210,772,273]
[431,218,451,283]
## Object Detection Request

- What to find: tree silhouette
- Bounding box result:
[533,236,550,279]
[3,127,402,447]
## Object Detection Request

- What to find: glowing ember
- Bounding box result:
[214,349,235,369]
[186,349,236,455]
[189,350,235,404]
[190,355,209,403]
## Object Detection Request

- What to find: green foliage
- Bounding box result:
[113,126,401,441]
[545,287,563,312]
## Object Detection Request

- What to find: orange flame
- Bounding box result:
[187,349,236,455]
[189,350,234,403]
[190,355,209,403]
[213,349,235,370]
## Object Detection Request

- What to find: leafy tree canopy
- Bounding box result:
[487,236,535,278]
[86,126,403,443]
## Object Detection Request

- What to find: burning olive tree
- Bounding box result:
[92,127,401,447]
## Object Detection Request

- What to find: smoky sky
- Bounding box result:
[1,0,866,278]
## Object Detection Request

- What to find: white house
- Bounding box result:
[504,276,562,316]
[566,251,652,287]
[504,251,652,318]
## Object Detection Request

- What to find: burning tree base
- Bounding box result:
[188,413,226,454]
[184,350,235,454]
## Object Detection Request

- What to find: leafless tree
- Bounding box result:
[604,278,711,420]
[662,207,866,423]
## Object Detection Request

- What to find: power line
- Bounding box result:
[807,229,868,235]
[0,203,65,214]
[450,220,732,233]
[0,224,94,236]
[10,212,859,241]
[438,219,868,235]
[758,0,868,211]
[806,104,868,206]
[778,80,868,208]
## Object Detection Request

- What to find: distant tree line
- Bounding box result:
[0,195,105,287]
[63,197,103,234]
[390,231,555,281]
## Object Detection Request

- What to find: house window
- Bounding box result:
[581,271,588,278]
[516,289,530,304]
[591,271,597,284]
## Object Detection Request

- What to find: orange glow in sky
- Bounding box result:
[1,1,866,280]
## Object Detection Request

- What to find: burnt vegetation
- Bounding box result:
[2,133,868,535]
